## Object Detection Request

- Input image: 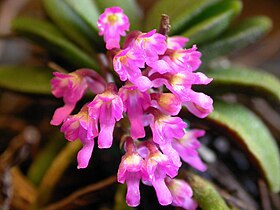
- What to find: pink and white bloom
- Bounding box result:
[88,83,123,148]
[123,30,169,74]
[97,7,130,49]
[183,92,214,118]
[148,109,187,145]
[61,105,98,169]
[117,137,144,207]
[123,30,142,48]
[113,47,152,91]
[119,83,151,138]
[134,29,167,65]
[166,178,198,210]
[159,143,181,168]
[124,30,167,62]
[151,93,181,115]
[167,36,189,50]
[142,142,179,206]
[149,45,201,75]
[172,129,207,171]
[51,69,106,125]
[152,72,213,118]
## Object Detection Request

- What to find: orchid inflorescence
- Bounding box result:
[50,6,213,209]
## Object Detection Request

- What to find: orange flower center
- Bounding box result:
[108,14,118,25]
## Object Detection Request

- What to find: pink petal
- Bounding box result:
[167,36,189,50]
[184,92,213,118]
[77,140,94,169]
[126,174,141,207]
[153,178,172,206]
[51,103,75,126]
[132,76,152,92]
[98,122,115,148]
[160,143,181,168]
[129,109,145,138]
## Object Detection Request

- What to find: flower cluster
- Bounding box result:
[50,6,213,209]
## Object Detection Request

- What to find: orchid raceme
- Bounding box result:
[50,6,214,209]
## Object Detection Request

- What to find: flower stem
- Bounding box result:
[159,14,170,37]
[30,141,82,209]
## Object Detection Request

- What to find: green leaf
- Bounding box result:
[42,0,97,53]
[0,66,52,94]
[204,67,280,105]
[144,0,222,34]
[94,0,142,30]
[12,18,99,71]
[65,0,100,32]
[207,101,280,192]
[201,16,272,61]
[33,141,82,208]
[27,133,66,185]
[182,1,242,47]
[187,173,230,210]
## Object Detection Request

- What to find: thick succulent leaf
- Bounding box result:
[12,18,99,70]
[187,173,230,210]
[0,66,52,94]
[65,0,100,32]
[182,1,242,47]
[94,0,142,30]
[204,67,280,105]
[207,101,280,192]
[201,16,272,61]
[42,0,97,53]
[27,133,66,185]
[34,141,82,207]
[144,0,222,34]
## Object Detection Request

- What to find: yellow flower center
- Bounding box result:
[108,14,118,25]
[171,51,184,62]
[171,74,184,86]
[124,154,141,165]
[158,93,174,109]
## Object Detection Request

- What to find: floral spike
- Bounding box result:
[50,7,213,209]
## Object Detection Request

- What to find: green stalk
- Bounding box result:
[30,141,81,209]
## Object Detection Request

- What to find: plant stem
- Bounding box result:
[30,141,82,209]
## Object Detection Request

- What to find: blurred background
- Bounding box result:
[1,0,280,75]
